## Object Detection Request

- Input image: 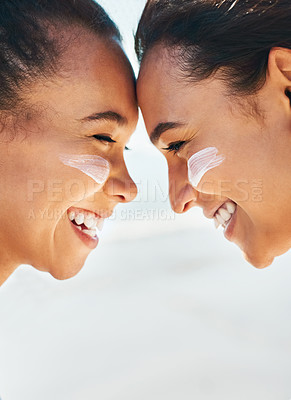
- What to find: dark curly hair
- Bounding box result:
[135,0,291,94]
[0,0,121,112]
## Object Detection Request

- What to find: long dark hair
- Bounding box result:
[135,0,291,94]
[0,0,120,111]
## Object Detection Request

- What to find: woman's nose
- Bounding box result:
[168,160,199,213]
[170,179,199,213]
[104,161,138,203]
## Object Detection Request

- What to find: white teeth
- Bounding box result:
[96,219,104,231]
[216,213,225,225]
[214,216,220,229]
[218,207,231,222]
[222,216,232,230]
[68,211,75,221]
[84,216,96,229]
[83,229,97,238]
[69,209,104,236]
[225,201,236,214]
[75,213,85,225]
[213,201,237,230]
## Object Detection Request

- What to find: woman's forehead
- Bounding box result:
[137,55,229,127]
[25,35,137,121]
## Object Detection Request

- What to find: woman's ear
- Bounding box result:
[268,48,291,105]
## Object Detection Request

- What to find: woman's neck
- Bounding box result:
[0,256,18,286]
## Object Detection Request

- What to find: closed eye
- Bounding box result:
[92,134,130,151]
[92,134,116,143]
[162,141,186,154]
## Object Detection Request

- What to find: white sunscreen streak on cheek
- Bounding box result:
[187,147,225,188]
[59,154,110,185]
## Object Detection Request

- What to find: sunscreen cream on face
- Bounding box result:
[59,154,110,185]
[188,147,225,188]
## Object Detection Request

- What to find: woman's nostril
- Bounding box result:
[182,200,195,213]
[170,183,198,213]
[118,195,127,203]
[104,177,137,203]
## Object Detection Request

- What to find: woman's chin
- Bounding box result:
[32,254,89,280]
[242,251,275,269]
[50,263,85,280]
[236,218,291,268]
[238,234,276,269]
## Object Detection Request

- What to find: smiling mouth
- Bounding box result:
[67,207,105,240]
[213,200,237,232]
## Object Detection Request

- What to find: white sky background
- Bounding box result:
[1,2,291,400]
[98,0,145,71]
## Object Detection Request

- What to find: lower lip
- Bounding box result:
[223,206,238,242]
[69,220,99,250]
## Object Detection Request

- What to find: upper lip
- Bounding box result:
[203,201,228,220]
[68,206,113,220]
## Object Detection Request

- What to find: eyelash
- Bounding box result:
[163,141,186,154]
[92,134,130,151]
[92,134,115,143]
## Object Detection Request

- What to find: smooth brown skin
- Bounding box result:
[137,45,291,268]
[0,28,138,285]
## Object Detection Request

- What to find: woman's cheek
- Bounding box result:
[59,154,110,185]
[52,153,111,203]
[187,146,226,189]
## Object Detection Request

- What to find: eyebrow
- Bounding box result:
[80,111,128,125]
[150,122,186,144]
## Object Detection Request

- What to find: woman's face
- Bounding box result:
[0,32,138,280]
[137,46,291,268]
